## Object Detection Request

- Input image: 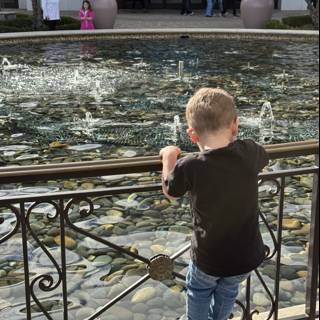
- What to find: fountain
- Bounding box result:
[92,80,103,103]
[71,112,100,138]
[178,61,185,80]
[173,115,183,144]
[73,69,80,82]
[0,31,318,319]
[259,102,275,144]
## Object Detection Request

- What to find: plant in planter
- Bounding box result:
[241,0,274,29]
[92,0,118,29]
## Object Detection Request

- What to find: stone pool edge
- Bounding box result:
[0,29,318,45]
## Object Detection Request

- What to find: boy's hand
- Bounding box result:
[160,146,181,200]
[159,146,181,159]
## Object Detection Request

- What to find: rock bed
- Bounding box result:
[0,155,318,319]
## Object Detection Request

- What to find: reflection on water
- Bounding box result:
[0,39,319,166]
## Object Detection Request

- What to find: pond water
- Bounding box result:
[0,38,319,166]
[0,38,319,319]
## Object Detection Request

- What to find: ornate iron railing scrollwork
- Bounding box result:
[0,141,318,320]
[259,209,278,261]
[0,204,21,244]
[254,269,276,320]
[259,177,282,198]
[26,201,63,320]
[63,196,151,264]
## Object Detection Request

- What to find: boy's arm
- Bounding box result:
[160,146,181,200]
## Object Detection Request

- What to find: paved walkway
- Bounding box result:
[113,9,309,29]
[3,8,309,29]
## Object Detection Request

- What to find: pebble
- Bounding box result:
[280,280,295,292]
[273,218,302,230]
[54,235,77,250]
[131,287,157,303]
[75,307,96,319]
[253,292,270,307]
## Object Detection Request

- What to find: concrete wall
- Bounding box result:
[280,0,308,10]
[18,0,26,9]
[21,0,309,11]
[26,0,83,11]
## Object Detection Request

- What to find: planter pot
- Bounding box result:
[241,0,274,29]
[92,0,118,29]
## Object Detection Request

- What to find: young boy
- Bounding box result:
[160,88,269,320]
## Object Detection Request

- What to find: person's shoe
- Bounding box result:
[187,12,195,16]
[220,12,229,17]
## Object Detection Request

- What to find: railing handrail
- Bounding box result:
[0,166,318,204]
[0,140,318,184]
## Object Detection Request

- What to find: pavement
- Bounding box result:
[2,8,309,29]
[113,9,309,29]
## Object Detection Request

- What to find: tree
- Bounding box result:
[32,0,43,30]
[305,0,319,29]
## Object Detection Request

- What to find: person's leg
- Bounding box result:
[186,0,193,14]
[48,20,57,31]
[219,0,225,14]
[140,0,146,9]
[209,273,250,320]
[181,0,186,14]
[232,0,237,15]
[186,262,219,320]
[206,0,214,16]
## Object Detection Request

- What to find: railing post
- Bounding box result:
[20,202,32,320]
[306,155,319,319]
[274,177,286,320]
[245,276,252,320]
[59,199,69,320]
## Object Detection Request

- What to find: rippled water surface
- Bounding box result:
[0,38,319,320]
[0,38,319,165]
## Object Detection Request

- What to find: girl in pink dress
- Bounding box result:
[80,1,95,30]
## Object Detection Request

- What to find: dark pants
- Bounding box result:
[181,0,192,14]
[46,20,58,31]
[132,0,146,9]
[223,0,238,15]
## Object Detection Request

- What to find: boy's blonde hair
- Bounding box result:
[186,88,237,135]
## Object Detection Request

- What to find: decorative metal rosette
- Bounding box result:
[147,254,174,281]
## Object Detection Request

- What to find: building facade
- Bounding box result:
[2,0,309,11]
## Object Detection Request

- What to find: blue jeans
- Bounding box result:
[205,0,224,16]
[186,262,250,320]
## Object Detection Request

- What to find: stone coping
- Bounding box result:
[0,29,318,45]
[234,303,319,320]
[0,11,17,14]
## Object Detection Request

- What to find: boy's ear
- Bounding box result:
[231,116,239,137]
[187,128,200,144]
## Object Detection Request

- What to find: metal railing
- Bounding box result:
[0,140,319,320]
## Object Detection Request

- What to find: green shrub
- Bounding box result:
[0,14,80,33]
[0,25,26,33]
[282,15,313,28]
[264,20,288,30]
[60,16,79,25]
[57,22,80,30]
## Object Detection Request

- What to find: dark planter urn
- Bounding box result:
[241,0,274,29]
[92,0,118,29]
